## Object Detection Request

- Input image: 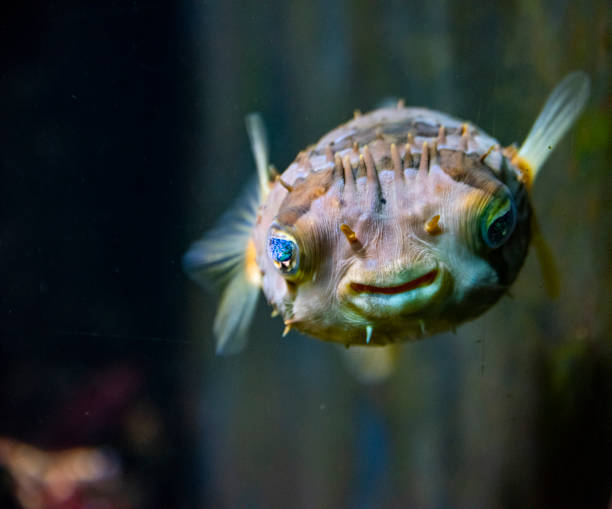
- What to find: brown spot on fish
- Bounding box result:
[276,168,336,225]
[438,149,499,194]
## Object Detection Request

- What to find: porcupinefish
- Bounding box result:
[184,72,589,359]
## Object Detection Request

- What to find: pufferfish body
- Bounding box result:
[184,72,589,361]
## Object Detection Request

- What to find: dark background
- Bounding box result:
[1,1,611,508]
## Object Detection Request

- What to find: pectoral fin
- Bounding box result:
[183,113,272,355]
[518,71,590,185]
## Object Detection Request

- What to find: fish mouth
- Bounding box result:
[350,269,438,295]
[340,264,447,319]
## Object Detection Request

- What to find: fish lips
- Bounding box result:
[339,264,448,319]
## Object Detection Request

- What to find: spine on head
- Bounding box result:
[183,114,270,355]
[518,71,590,184]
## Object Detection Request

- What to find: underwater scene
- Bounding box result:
[1,0,611,508]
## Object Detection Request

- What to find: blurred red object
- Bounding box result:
[0,437,122,509]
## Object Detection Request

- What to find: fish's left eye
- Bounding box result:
[481,194,517,249]
[268,229,299,275]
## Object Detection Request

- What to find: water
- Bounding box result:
[1,1,610,508]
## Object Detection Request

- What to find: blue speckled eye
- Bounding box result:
[269,237,294,263]
[481,193,517,249]
[267,229,299,274]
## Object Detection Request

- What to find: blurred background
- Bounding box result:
[1,0,610,508]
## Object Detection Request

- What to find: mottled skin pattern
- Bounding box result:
[253,106,531,346]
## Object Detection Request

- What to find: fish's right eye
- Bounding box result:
[480,192,517,249]
[268,229,300,276]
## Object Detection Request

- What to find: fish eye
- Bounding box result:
[480,192,517,249]
[267,228,300,275]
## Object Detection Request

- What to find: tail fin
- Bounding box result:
[183,113,271,355]
[518,71,590,182]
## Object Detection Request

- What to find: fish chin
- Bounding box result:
[338,263,449,320]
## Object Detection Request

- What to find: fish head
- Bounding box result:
[257,143,530,346]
